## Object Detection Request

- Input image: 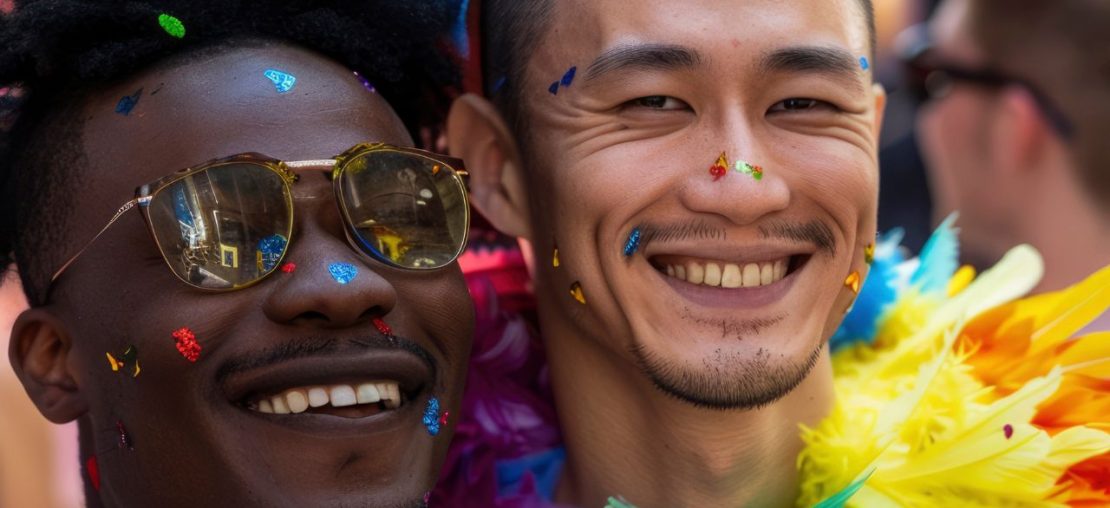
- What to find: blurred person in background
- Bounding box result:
[916,0,1110,323]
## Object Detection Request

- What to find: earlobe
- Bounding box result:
[989,86,1049,175]
[446,94,533,240]
[9,308,87,423]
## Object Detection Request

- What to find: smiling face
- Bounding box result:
[509,0,882,407]
[24,43,472,506]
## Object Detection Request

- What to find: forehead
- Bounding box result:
[79,43,410,191]
[536,0,868,70]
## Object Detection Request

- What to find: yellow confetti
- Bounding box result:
[570,281,586,304]
[844,271,862,294]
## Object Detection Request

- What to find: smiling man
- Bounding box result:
[448,0,881,506]
[1,1,473,506]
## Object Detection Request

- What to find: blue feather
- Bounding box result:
[830,229,905,350]
[910,213,960,295]
[815,469,875,508]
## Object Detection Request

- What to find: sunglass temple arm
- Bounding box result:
[50,196,150,283]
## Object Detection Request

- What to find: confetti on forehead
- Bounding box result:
[157,13,186,39]
[352,71,377,93]
[115,88,142,115]
[263,69,297,93]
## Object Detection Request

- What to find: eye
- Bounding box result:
[769,98,837,113]
[625,95,689,111]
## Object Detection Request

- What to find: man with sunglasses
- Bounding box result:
[2,1,475,506]
[916,0,1110,326]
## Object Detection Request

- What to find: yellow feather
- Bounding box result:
[1030,263,1110,348]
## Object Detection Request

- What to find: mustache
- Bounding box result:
[214,335,437,385]
[637,219,836,255]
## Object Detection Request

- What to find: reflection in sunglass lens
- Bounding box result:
[339,151,467,269]
[146,163,293,289]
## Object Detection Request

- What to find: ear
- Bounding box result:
[9,308,87,423]
[447,94,533,241]
[870,83,888,140]
[987,85,1051,178]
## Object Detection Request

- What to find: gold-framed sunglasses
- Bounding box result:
[51,142,470,291]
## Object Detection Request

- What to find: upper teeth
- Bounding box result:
[249,380,402,414]
[664,259,788,288]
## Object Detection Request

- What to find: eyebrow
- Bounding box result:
[583,43,705,82]
[759,46,866,93]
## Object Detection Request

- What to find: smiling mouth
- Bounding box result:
[245,380,404,418]
[650,255,809,288]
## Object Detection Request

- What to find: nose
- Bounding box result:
[678,119,791,226]
[261,175,397,328]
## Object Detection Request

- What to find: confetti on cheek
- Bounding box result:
[373,317,393,336]
[570,281,587,305]
[553,245,560,268]
[1003,424,1014,439]
[709,152,729,181]
[439,410,450,427]
[157,13,186,39]
[844,271,862,294]
[116,420,133,450]
[865,243,875,265]
[548,81,560,95]
[106,346,141,377]
[328,262,358,284]
[280,262,296,273]
[859,56,870,71]
[86,456,100,491]
[422,397,442,436]
[114,88,142,115]
[491,76,508,94]
[623,228,642,257]
[561,66,577,87]
[172,327,201,362]
[263,69,297,93]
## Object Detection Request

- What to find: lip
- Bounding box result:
[221,350,434,436]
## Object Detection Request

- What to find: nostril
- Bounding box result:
[293,310,330,324]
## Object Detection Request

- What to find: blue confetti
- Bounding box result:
[548,81,559,95]
[328,262,358,285]
[115,88,143,115]
[263,69,297,93]
[560,66,577,87]
[491,75,508,94]
[859,56,870,71]
[353,71,376,93]
[623,227,641,257]
[423,397,441,436]
[257,234,287,272]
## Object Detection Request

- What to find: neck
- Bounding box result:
[540,293,834,508]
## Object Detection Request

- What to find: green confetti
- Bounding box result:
[158,13,185,39]
[605,496,638,508]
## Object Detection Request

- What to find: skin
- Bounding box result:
[8,43,474,507]
[918,0,1110,307]
[448,0,884,505]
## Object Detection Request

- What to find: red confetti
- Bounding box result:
[116,420,133,450]
[172,327,201,362]
[439,410,450,427]
[709,164,726,181]
[86,455,100,491]
[1003,424,1014,439]
[280,262,296,273]
[373,317,392,336]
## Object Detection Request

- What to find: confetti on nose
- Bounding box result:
[263,69,297,93]
[865,242,875,265]
[114,88,142,115]
[328,262,358,284]
[423,397,442,436]
[280,262,296,273]
[157,13,185,39]
[734,160,764,181]
[860,56,870,71]
[172,327,201,362]
[570,281,587,304]
[710,152,729,181]
[844,271,862,294]
[623,227,642,257]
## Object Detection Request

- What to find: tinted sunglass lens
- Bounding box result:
[146,163,293,289]
[338,151,467,269]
